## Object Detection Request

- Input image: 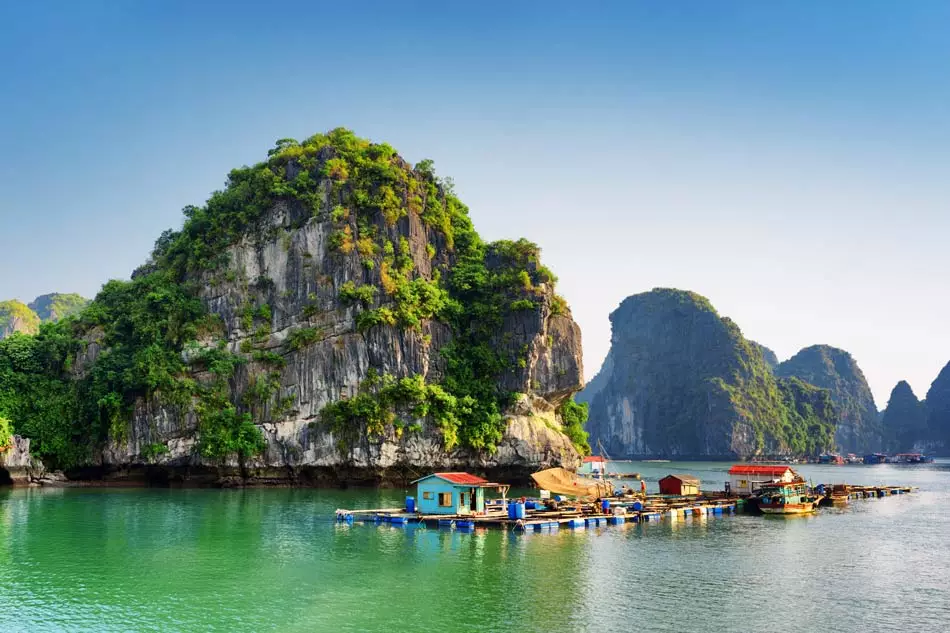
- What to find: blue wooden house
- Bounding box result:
[412,473,503,515]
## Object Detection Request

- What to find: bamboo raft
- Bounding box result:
[335,484,916,531]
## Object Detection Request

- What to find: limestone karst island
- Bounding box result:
[2,4,949,632]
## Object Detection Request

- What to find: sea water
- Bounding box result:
[1,461,947,632]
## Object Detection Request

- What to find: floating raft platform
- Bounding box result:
[334,482,915,532]
[334,497,741,531]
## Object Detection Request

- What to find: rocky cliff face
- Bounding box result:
[881,380,926,452]
[2,130,584,485]
[0,300,39,339]
[579,288,836,458]
[101,196,581,483]
[0,435,44,484]
[775,345,879,454]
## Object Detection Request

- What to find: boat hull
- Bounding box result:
[759,502,817,515]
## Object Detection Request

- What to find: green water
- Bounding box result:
[1,461,948,632]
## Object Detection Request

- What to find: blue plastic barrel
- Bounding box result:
[513,502,526,519]
[507,503,515,519]
[406,496,416,513]
[632,501,643,511]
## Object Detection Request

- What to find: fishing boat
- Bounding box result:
[756,481,820,515]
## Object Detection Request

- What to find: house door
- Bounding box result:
[470,488,477,511]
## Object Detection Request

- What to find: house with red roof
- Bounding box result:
[411,472,504,515]
[727,465,799,496]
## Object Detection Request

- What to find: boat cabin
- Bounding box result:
[579,455,606,475]
[727,465,798,496]
[412,473,506,515]
[658,474,700,496]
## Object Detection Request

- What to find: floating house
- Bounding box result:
[727,465,798,496]
[411,472,506,515]
[579,455,606,476]
[658,474,700,496]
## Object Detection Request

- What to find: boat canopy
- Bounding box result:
[530,468,614,499]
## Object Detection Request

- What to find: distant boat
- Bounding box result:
[892,453,934,464]
[863,453,887,464]
[756,481,820,515]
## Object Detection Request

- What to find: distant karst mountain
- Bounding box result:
[774,345,879,454]
[0,300,40,338]
[28,293,89,322]
[881,380,927,452]
[579,288,836,458]
[0,293,89,340]
[925,361,950,451]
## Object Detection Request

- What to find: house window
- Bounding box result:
[423,492,434,500]
[438,492,453,507]
[739,480,747,487]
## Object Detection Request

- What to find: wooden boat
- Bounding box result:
[756,481,820,515]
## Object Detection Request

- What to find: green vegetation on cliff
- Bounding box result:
[751,341,779,368]
[0,415,12,451]
[0,129,585,468]
[775,345,880,454]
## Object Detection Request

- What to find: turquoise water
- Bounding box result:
[1,461,948,632]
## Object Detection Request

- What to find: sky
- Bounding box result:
[1,1,949,406]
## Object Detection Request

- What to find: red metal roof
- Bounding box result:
[727,465,793,476]
[582,456,606,463]
[432,472,490,485]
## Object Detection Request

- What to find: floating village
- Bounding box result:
[336,457,917,532]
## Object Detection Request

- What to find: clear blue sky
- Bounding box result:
[2,1,949,406]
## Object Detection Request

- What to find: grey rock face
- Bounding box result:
[0,435,45,484]
[95,190,583,484]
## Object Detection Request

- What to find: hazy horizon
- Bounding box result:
[3,1,949,406]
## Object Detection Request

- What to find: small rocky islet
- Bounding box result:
[0,129,586,486]
[1,129,948,486]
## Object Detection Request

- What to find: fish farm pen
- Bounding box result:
[334,471,917,532]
